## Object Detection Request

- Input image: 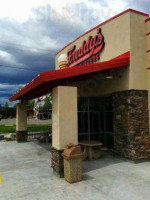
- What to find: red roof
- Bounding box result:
[9,52,130,101]
[145,17,150,23]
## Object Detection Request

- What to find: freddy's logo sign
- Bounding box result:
[67,28,105,67]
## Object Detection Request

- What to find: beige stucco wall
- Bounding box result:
[145,20,150,69]
[146,36,150,51]
[55,11,148,97]
[52,86,78,150]
[72,67,129,97]
[16,102,27,131]
[129,13,147,90]
[55,12,131,70]
[145,20,150,33]
[145,20,150,127]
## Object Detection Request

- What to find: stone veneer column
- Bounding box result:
[51,86,78,177]
[112,90,150,160]
[16,101,27,142]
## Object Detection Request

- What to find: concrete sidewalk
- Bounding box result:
[0,141,150,200]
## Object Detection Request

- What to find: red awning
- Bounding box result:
[9,52,130,101]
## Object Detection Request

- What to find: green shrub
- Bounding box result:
[0,124,52,134]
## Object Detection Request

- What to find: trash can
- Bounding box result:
[62,143,83,183]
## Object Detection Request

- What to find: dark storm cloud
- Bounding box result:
[0,46,54,86]
[0,2,98,105]
[0,83,24,104]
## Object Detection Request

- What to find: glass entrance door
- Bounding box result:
[78,96,114,149]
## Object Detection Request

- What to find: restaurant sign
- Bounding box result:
[67,28,105,67]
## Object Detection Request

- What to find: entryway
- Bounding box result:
[78,96,114,149]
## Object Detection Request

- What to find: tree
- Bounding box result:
[28,100,35,109]
[4,102,9,108]
[43,96,52,110]
[13,103,17,108]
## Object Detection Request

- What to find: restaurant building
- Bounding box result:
[10,9,150,177]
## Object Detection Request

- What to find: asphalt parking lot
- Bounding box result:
[0,141,150,200]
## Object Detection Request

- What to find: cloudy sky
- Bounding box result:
[0,0,149,106]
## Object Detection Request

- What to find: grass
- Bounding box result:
[0,124,52,134]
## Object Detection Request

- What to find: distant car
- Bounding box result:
[38,113,48,120]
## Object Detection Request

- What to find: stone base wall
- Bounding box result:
[112,90,150,160]
[16,131,27,142]
[51,147,64,178]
